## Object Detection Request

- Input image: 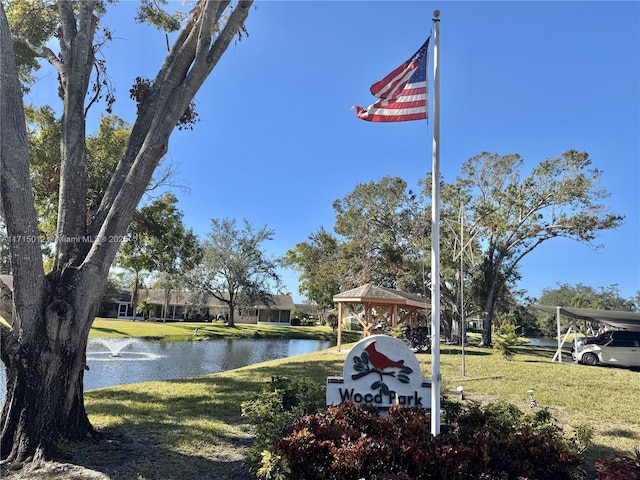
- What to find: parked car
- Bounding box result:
[573,330,640,367]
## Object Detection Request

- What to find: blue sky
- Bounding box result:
[27,1,640,304]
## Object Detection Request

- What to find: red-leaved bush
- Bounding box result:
[276,402,581,480]
[595,450,640,480]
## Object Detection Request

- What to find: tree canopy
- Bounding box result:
[118,192,202,319]
[286,150,624,347]
[284,227,342,314]
[451,150,624,345]
[333,176,423,290]
[119,193,202,277]
[188,218,282,327]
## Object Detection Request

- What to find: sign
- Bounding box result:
[327,335,431,413]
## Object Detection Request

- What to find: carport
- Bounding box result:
[533,305,640,362]
[333,283,429,352]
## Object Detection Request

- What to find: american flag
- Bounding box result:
[353,38,430,122]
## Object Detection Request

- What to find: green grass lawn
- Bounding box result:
[89,317,354,342]
[76,337,640,479]
[3,319,639,479]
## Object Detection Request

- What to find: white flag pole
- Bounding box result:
[430,9,441,436]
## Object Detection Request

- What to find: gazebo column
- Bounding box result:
[363,303,373,337]
[337,302,343,352]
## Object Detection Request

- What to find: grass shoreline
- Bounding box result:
[2,319,639,479]
[89,317,357,342]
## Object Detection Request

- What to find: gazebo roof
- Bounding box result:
[333,283,429,310]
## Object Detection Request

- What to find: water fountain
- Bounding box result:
[87,338,160,361]
[94,338,140,357]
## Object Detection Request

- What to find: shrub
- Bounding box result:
[241,375,325,477]
[493,323,521,360]
[256,450,291,480]
[440,393,464,424]
[594,449,640,479]
[569,423,595,455]
[274,401,582,480]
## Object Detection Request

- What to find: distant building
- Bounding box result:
[0,274,294,326]
[106,289,294,325]
[294,303,319,317]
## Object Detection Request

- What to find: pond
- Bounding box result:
[524,337,562,348]
[0,337,332,403]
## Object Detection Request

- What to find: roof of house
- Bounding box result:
[114,289,295,309]
[0,274,294,310]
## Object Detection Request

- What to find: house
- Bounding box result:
[107,289,295,325]
[103,290,146,320]
[1,274,295,325]
[294,303,318,316]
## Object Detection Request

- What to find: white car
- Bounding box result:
[573,331,640,367]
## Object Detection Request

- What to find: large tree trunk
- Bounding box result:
[1,0,253,467]
[482,296,495,347]
[441,311,453,342]
[478,252,505,347]
[227,303,236,327]
[480,263,499,347]
[1,3,99,464]
[0,276,106,465]
[1,332,93,463]
[131,270,140,321]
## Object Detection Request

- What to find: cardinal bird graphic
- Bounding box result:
[350,339,414,394]
[364,342,405,370]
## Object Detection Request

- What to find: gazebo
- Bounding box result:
[333,283,429,351]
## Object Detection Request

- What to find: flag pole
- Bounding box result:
[430,9,441,436]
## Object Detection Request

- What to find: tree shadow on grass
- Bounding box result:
[581,442,640,477]
[91,327,131,336]
[53,423,257,480]
[52,375,273,479]
[600,428,640,441]
[437,348,493,357]
[513,346,559,359]
[86,378,264,428]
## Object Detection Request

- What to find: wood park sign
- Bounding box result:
[327,335,432,413]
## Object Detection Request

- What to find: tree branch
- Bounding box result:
[195,1,229,65]
[184,1,252,96]
[54,0,99,270]
[85,1,252,277]
[0,3,46,338]
[10,33,63,71]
